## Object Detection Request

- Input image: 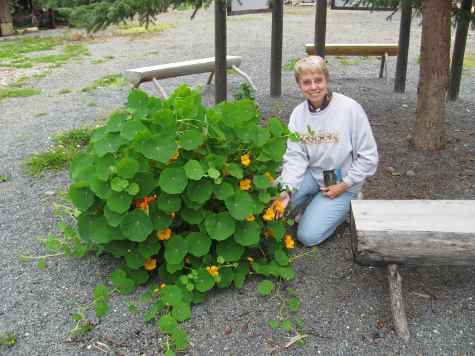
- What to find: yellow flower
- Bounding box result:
[157,228,172,241]
[240,179,252,191]
[245,214,256,222]
[206,265,219,277]
[264,171,275,183]
[262,207,275,222]
[284,234,295,249]
[273,199,285,214]
[170,212,176,219]
[160,283,166,289]
[170,150,180,161]
[247,256,254,263]
[240,153,251,167]
[144,257,157,271]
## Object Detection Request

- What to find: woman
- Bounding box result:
[275,56,378,246]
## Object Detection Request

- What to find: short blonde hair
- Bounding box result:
[294,56,329,82]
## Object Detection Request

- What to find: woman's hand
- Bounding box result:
[273,191,290,219]
[320,182,348,199]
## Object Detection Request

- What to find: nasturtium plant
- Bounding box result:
[67,85,296,353]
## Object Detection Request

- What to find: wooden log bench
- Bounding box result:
[350,200,475,341]
[305,43,399,79]
[124,56,257,98]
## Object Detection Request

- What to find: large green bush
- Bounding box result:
[68,86,295,351]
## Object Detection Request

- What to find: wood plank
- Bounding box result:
[305,43,399,56]
[125,56,242,87]
[351,200,475,266]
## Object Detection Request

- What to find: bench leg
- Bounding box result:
[206,71,215,85]
[387,264,410,341]
[379,54,386,79]
[152,78,168,99]
[231,65,257,91]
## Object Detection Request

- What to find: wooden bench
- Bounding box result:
[124,56,256,98]
[305,43,399,79]
[350,200,475,341]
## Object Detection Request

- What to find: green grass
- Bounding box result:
[116,22,175,36]
[34,112,48,117]
[87,101,97,107]
[464,54,475,68]
[0,36,61,61]
[0,174,8,183]
[0,333,16,346]
[0,87,41,100]
[337,56,367,65]
[59,88,73,94]
[81,74,128,92]
[30,44,90,65]
[283,58,299,71]
[91,55,114,64]
[24,127,93,176]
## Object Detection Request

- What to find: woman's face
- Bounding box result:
[297,71,328,108]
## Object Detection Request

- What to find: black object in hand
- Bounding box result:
[323,169,337,186]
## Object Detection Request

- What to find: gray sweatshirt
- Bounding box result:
[279,92,378,194]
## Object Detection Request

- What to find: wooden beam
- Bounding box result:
[306,43,399,56]
[351,200,475,266]
[215,0,227,103]
[270,0,283,97]
[388,264,410,341]
[314,0,327,57]
[448,0,472,101]
[394,0,412,93]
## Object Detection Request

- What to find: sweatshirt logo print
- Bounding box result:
[299,130,339,145]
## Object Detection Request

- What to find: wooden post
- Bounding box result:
[0,0,14,36]
[314,0,327,57]
[270,0,284,97]
[388,264,410,341]
[215,0,227,103]
[394,0,412,93]
[448,0,472,101]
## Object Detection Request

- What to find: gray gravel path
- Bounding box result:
[1,6,474,356]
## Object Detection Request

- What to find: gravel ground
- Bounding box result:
[1,6,475,356]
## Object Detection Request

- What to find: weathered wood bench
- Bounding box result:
[124,56,257,98]
[350,200,475,341]
[305,43,399,79]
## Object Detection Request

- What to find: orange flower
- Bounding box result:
[273,199,285,215]
[240,179,252,191]
[157,227,172,241]
[262,207,275,222]
[240,153,251,167]
[144,257,157,271]
[206,265,219,277]
[247,256,254,263]
[284,234,295,249]
[245,214,256,222]
[134,194,158,210]
[170,150,180,161]
[264,171,275,183]
[160,283,166,289]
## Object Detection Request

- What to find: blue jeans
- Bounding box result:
[290,170,357,246]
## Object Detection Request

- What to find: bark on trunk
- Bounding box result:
[215,0,227,103]
[270,0,283,97]
[0,0,14,36]
[314,0,327,57]
[394,0,412,93]
[414,0,450,151]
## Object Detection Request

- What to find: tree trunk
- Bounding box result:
[414,0,450,151]
[448,0,472,101]
[215,0,227,103]
[270,0,283,97]
[314,0,327,57]
[394,0,412,93]
[0,0,14,36]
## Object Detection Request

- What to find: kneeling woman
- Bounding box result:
[275,56,379,246]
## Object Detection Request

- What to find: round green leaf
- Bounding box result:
[94,154,115,181]
[171,302,191,322]
[104,206,125,227]
[253,175,272,190]
[125,250,146,269]
[186,179,213,204]
[161,285,183,306]
[287,297,301,312]
[127,183,140,196]
[120,120,148,141]
[226,163,243,179]
[216,239,244,262]
[185,232,211,257]
[106,191,133,214]
[111,177,129,192]
[116,157,139,179]
[257,280,275,296]
[105,112,127,133]
[195,269,215,292]
[207,168,220,179]
[180,208,205,224]
[217,267,234,289]
[94,133,126,157]
[158,193,181,213]
[137,237,161,258]
[89,177,110,199]
[90,216,116,244]
[180,129,204,150]
[204,212,236,241]
[120,209,153,242]
[69,183,95,211]
[172,328,188,351]
[159,167,188,194]
[267,116,285,137]
[214,182,234,200]
[152,211,172,230]
[184,160,204,180]
[234,221,261,246]
[159,314,178,334]
[137,135,177,163]
[225,191,256,220]
[258,191,272,203]
[164,235,188,264]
